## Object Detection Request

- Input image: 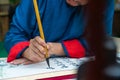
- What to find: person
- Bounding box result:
[4,0,114,65]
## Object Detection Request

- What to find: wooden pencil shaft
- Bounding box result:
[33,0,45,40]
[33,0,48,59]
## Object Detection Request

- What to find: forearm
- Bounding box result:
[47,39,86,58]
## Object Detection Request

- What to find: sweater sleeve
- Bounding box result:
[4,0,37,62]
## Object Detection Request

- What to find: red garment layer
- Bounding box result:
[7,39,85,62]
[63,39,85,58]
[7,41,29,62]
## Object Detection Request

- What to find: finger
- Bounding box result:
[30,39,47,59]
[34,36,47,47]
[29,42,45,58]
[34,37,48,54]
[47,42,52,50]
[25,48,45,63]
[30,38,46,54]
[10,58,29,65]
[23,60,33,65]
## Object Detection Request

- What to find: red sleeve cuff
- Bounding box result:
[62,39,85,58]
[7,41,30,62]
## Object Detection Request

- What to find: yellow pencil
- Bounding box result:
[33,0,50,67]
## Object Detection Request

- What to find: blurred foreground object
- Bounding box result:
[77,0,120,80]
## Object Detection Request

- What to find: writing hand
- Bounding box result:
[22,36,50,63]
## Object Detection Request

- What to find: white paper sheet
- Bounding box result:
[0,57,92,80]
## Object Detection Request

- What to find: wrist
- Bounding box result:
[47,42,65,56]
[22,47,29,57]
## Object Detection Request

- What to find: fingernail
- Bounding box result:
[10,61,14,64]
[47,45,50,49]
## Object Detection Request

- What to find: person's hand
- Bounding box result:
[10,36,66,65]
[22,36,50,63]
[10,42,65,65]
[10,58,33,65]
[66,0,88,6]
